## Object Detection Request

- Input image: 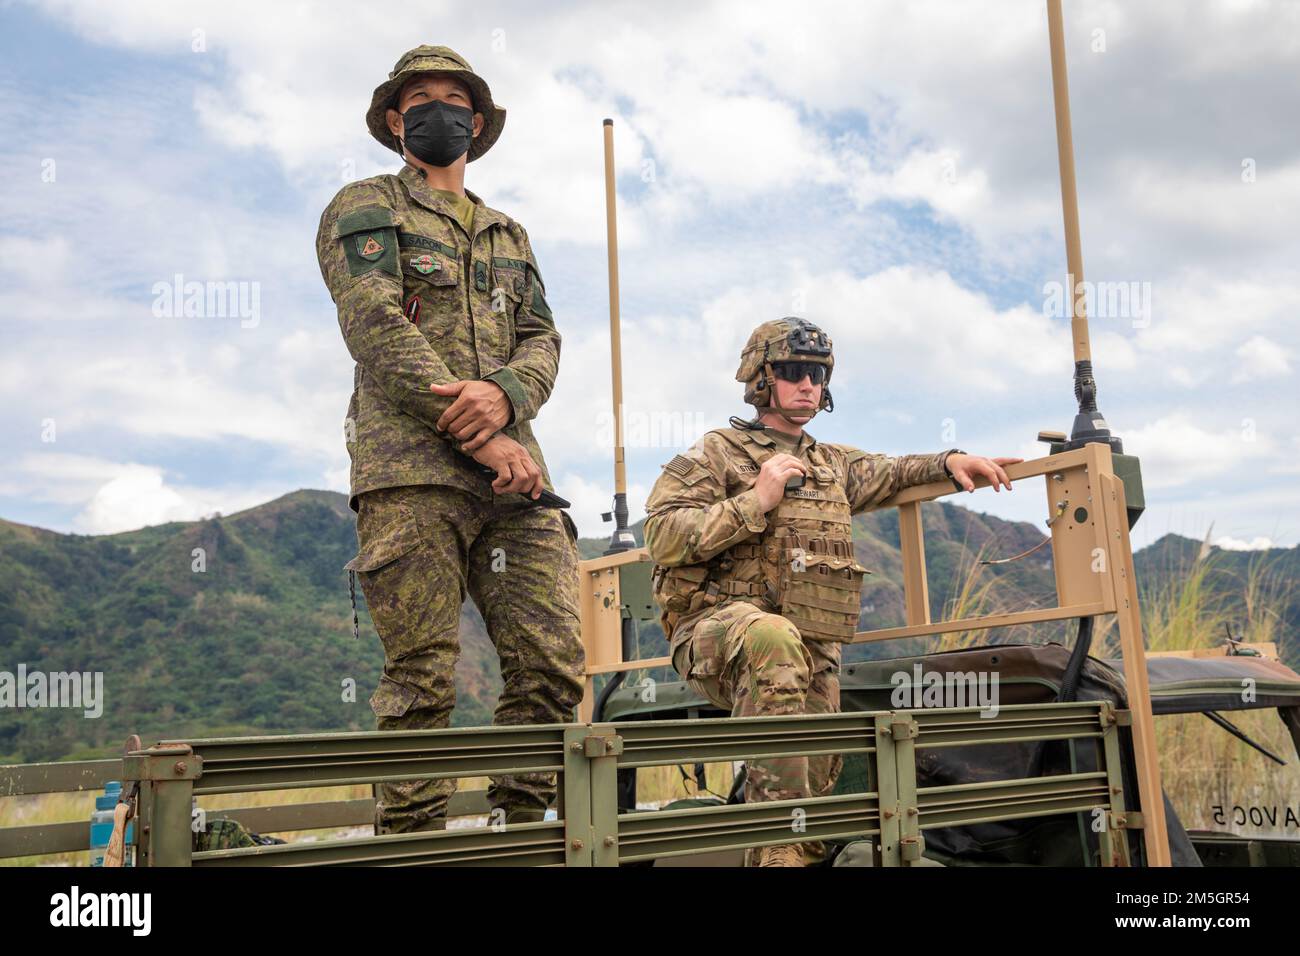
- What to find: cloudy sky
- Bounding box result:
[1,0,1297,551]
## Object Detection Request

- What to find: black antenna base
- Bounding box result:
[1063,360,1124,454]
[604,491,636,554]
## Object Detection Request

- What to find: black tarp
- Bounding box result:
[837,643,1195,865]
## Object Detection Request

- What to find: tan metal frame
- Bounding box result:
[576,547,669,721]
[859,442,1170,864]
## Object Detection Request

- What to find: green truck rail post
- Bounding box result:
[892,715,922,864]
[874,713,902,866]
[1098,702,1134,867]
[562,725,595,867]
[122,745,200,867]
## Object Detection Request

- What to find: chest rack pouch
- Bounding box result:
[777,551,870,642]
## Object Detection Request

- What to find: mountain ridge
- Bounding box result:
[1,488,1293,763]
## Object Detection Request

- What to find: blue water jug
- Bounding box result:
[89,781,134,866]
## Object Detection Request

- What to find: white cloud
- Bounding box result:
[4,0,1298,551]
[26,0,1300,261]
[1232,334,1292,382]
[1,453,134,505]
[1214,534,1274,551]
[57,346,349,459]
[72,466,279,535]
[537,263,1065,482]
[1121,414,1275,490]
[73,466,194,534]
[4,453,280,534]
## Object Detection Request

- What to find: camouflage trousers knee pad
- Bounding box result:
[735,614,813,715]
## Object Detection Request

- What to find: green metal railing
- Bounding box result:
[0,758,491,862]
[2,700,1135,866]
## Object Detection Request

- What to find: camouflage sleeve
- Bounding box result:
[483,225,560,425]
[316,182,457,429]
[643,437,768,567]
[843,447,963,513]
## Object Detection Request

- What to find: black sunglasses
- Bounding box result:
[771,361,827,385]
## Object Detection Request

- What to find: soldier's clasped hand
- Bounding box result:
[431,379,512,451]
[944,453,1023,493]
[754,453,807,512]
[471,433,545,499]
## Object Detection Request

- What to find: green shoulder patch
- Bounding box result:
[525,261,553,321]
[343,227,398,277]
[336,203,399,278]
[334,204,397,238]
[530,286,554,321]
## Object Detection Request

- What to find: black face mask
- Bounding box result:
[399,100,474,167]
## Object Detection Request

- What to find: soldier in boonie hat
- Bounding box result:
[367,44,506,162]
[316,43,583,836]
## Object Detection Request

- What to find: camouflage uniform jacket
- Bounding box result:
[644,425,959,652]
[317,164,560,510]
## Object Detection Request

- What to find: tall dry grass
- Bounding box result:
[934,541,1000,653]
[0,784,376,867]
[938,535,1299,837]
[900,527,1297,840]
[1127,548,1299,836]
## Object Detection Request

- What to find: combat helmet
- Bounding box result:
[366,45,506,162]
[736,317,835,423]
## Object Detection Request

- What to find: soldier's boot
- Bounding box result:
[799,840,829,865]
[373,779,451,835]
[498,806,546,825]
[486,771,558,826]
[370,674,457,835]
[747,843,805,867]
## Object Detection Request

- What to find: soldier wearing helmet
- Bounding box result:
[644,317,1021,866]
[315,46,584,835]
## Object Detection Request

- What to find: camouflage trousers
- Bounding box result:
[672,601,843,803]
[193,817,286,852]
[349,484,585,833]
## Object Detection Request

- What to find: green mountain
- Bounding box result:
[0,489,1293,763]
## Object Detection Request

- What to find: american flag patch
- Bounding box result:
[665,454,695,477]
